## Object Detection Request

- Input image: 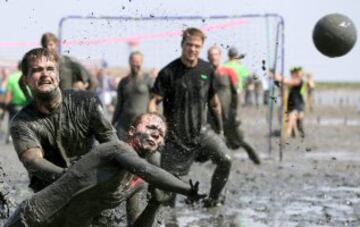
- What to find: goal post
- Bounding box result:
[58,14,285,159]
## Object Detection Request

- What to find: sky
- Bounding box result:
[0,0,359,81]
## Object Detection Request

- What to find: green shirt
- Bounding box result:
[224,60,249,91]
[6,71,28,106]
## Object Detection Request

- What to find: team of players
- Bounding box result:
[4,27,309,226]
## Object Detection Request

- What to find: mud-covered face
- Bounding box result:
[129,54,143,75]
[129,115,166,157]
[208,48,221,68]
[181,35,203,64]
[26,56,59,95]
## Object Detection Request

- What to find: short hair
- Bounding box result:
[208,45,222,55]
[181,27,206,45]
[21,48,59,76]
[290,66,303,74]
[41,32,58,48]
[129,51,143,61]
[130,112,167,130]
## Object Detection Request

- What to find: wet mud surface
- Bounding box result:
[1,106,360,226]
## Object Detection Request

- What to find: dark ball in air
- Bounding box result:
[313,13,357,57]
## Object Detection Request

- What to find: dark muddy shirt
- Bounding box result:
[152,58,216,146]
[59,55,93,90]
[10,90,117,189]
[113,73,153,133]
[288,80,304,111]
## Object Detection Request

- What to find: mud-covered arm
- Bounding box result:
[270,71,301,87]
[126,183,147,226]
[148,68,167,112]
[10,121,65,183]
[112,80,124,125]
[208,70,224,134]
[209,94,224,134]
[230,84,239,112]
[113,150,192,195]
[126,184,162,227]
[131,200,161,227]
[20,148,65,183]
[127,152,162,227]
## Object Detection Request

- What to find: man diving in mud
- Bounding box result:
[6,48,204,227]
[148,27,232,207]
[207,45,260,165]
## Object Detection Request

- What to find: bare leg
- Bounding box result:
[287,112,298,138]
[296,112,305,138]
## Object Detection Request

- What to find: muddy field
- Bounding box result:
[1,104,360,227]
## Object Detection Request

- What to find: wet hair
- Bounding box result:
[129,51,143,61]
[41,32,58,48]
[130,112,167,129]
[21,48,59,76]
[181,27,206,45]
[290,66,303,74]
[208,45,222,55]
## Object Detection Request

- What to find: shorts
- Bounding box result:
[288,104,304,114]
[288,100,304,114]
[160,128,231,176]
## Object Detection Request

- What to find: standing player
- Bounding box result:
[148,28,232,207]
[207,46,260,164]
[112,51,154,140]
[271,67,305,138]
[224,46,249,105]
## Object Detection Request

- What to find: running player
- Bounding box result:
[112,51,154,140]
[224,46,249,105]
[148,27,232,207]
[207,46,260,164]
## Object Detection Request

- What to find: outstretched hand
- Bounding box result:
[186,179,207,203]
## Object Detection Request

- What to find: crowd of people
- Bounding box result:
[1,28,316,226]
